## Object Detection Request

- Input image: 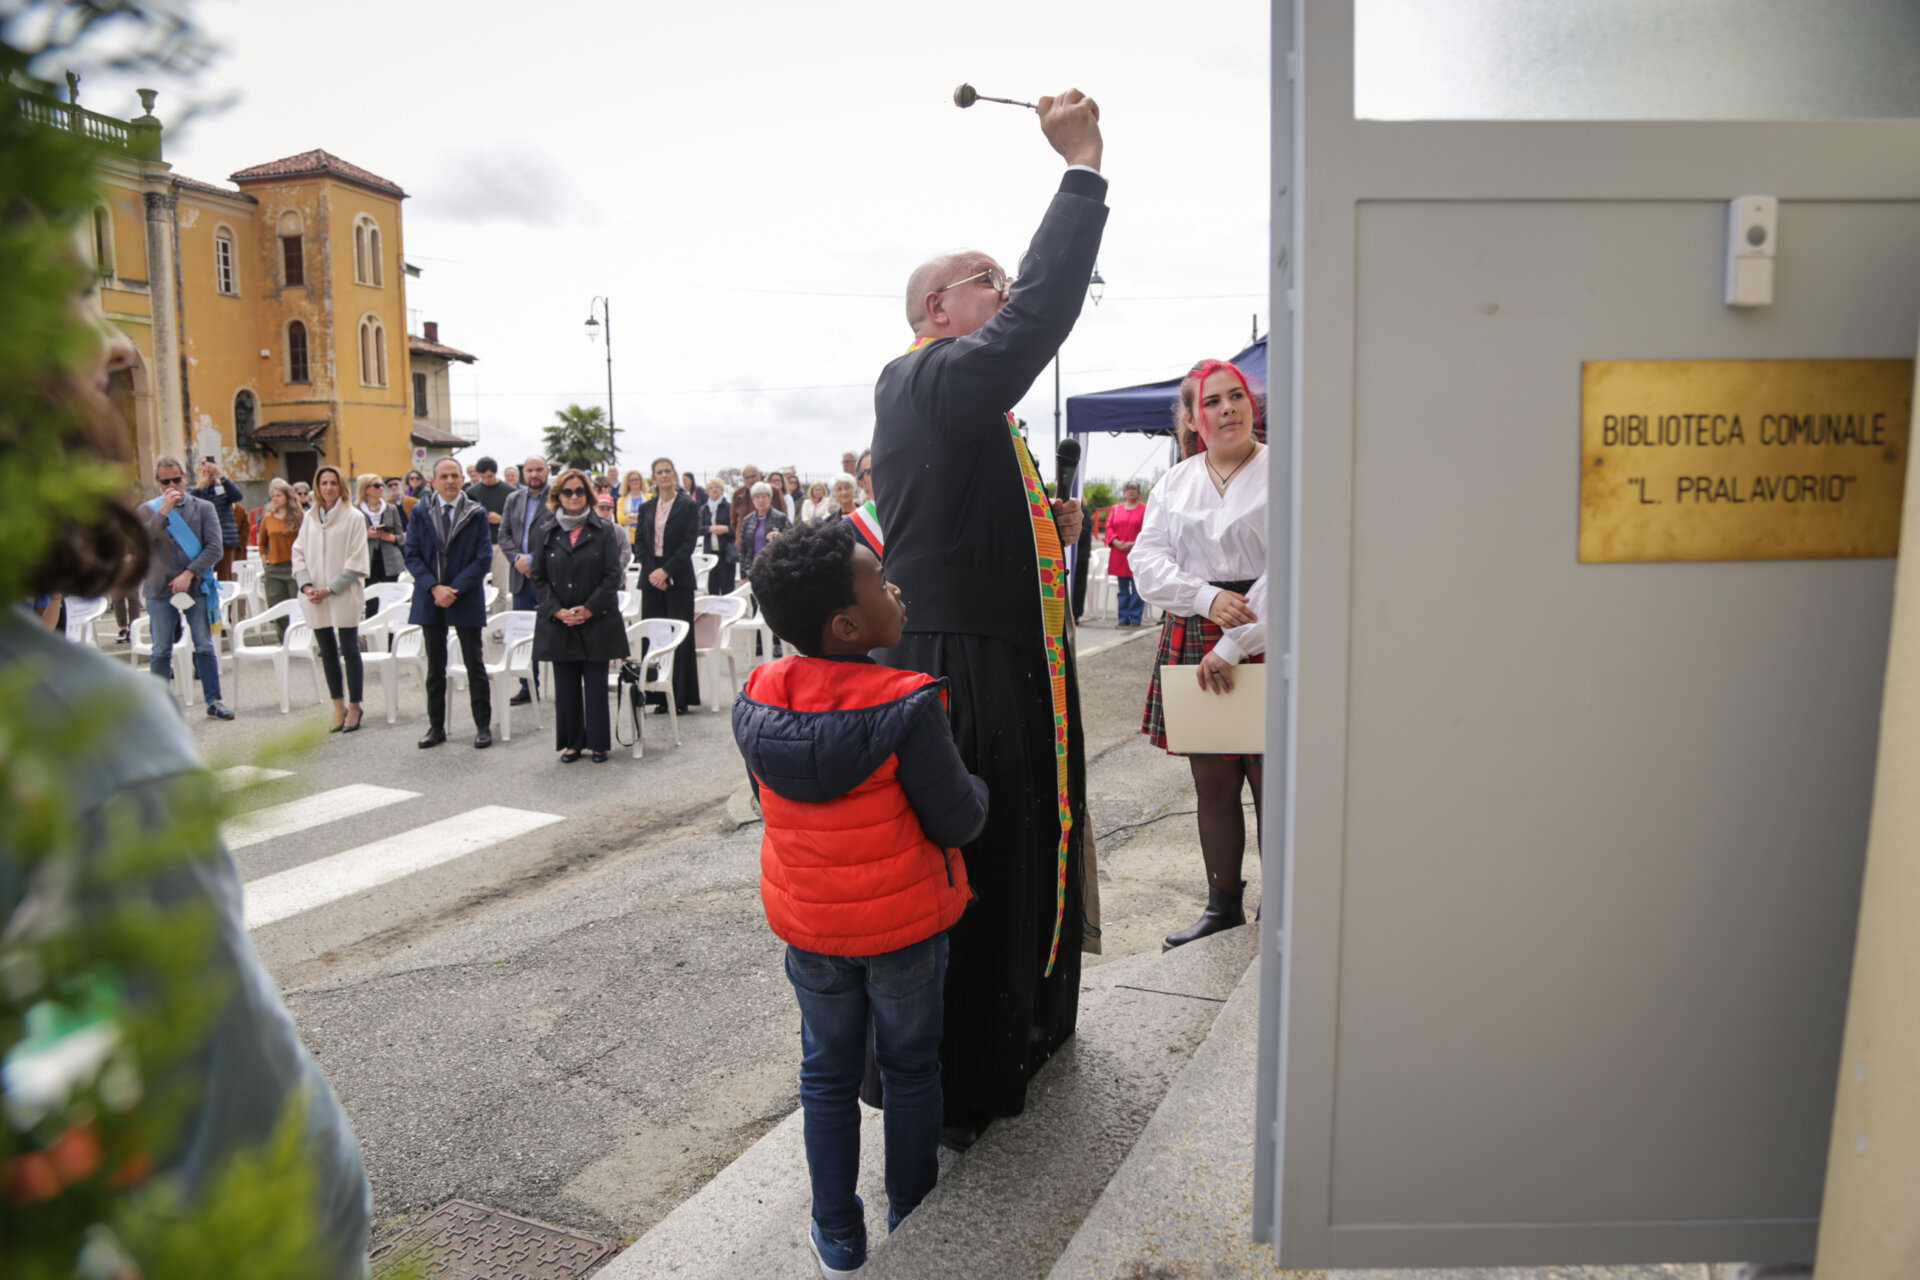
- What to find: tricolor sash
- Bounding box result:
[906,336,1074,974]
[850,499,885,559]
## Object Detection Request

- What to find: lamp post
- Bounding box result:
[1053,265,1106,468]
[583,297,615,471]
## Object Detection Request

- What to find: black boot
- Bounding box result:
[1163,879,1247,952]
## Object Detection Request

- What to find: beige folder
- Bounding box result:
[1159,664,1269,754]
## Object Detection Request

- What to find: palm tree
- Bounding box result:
[543,404,615,471]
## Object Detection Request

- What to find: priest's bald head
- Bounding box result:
[906,251,1010,340]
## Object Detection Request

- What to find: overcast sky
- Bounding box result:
[95,0,1269,485]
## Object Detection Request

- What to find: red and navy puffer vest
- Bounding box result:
[734,657,972,956]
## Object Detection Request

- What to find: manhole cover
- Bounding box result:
[370,1200,612,1280]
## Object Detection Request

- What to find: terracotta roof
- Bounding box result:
[409,334,478,364]
[412,420,475,447]
[228,149,406,199]
[171,173,256,203]
[251,421,329,443]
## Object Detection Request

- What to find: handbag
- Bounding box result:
[612,636,651,748]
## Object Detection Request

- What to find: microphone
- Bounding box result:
[954,83,1036,111]
[1055,437,1082,504]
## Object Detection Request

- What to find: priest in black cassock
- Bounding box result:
[871,88,1105,1144]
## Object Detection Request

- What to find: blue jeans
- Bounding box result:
[785,933,947,1241]
[146,590,222,702]
[1116,575,1143,625]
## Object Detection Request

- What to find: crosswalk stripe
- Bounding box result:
[242,805,564,930]
[216,765,295,792]
[225,784,420,852]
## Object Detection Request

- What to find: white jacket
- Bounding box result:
[292,499,370,631]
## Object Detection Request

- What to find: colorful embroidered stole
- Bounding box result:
[906,336,1074,974]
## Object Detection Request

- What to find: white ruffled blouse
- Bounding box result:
[1129,448,1268,664]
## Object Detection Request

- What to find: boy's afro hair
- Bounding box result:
[747,518,859,657]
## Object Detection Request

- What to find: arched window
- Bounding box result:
[214,225,238,295]
[234,388,257,443]
[91,204,114,278]
[352,214,383,287]
[278,209,305,287]
[358,315,387,387]
[287,321,309,383]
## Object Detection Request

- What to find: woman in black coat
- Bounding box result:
[634,455,701,713]
[531,468,629,762]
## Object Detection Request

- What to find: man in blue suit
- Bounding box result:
[405,456,495,748]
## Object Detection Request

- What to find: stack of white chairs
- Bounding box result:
[126,612,197,705]
[62,596,109,649]
[692,595,749,711]
[611,617,689,758]
[231,600,322,714]
[1082,545,1116,621]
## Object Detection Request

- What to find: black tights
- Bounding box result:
[1189,754,1263,890]
[312,626,363,703]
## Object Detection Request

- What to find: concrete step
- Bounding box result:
[599,925,1258,1280]
[1050,961,1725,1280]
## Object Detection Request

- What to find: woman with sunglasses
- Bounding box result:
[531,468,629,762]
[292,464,370,732]
[1130,359,1268,950]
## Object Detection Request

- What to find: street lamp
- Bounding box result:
[583,296,616,471]
[1054,264,1107,467]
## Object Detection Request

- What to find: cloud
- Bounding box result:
[413,145,575,227]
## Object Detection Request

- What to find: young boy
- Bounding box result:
[734,520,987,1277]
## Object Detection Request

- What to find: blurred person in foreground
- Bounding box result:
[0,90,369,1272]
[734,520,985,1274]
[870,88,1103,1145]
[533,469,629,762]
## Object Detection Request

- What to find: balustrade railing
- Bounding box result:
[12,88,159,159]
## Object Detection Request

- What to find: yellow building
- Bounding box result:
[37,87,457,502]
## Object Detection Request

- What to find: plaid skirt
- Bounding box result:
[1141,580,1265,754]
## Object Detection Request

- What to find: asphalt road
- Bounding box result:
[173,615,1235,1248]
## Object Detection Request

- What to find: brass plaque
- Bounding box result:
[1580,359,1914,563]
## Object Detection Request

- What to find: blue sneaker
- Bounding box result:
[807,1219,867,1277]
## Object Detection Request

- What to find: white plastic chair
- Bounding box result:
[485,635,539,740]
[359,588,414,652]
[215,579,246,654]
[127,611,197,705]
[727,581,781,670]
[612,617,690,757]
[231,600,322,714]
[692,595,748,712]
[63,596,109,649]
[618,589,641,621]
[359,611,420,724]
[692,550,718,580]
[1083,545,1115,621]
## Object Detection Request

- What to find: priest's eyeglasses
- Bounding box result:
[939,266,1012,295]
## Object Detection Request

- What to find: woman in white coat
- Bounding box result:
[293,464,371,732]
